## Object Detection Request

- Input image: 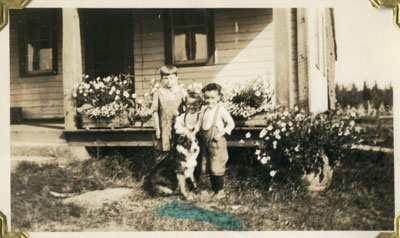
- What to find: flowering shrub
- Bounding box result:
[222,73,274,119]
[73,75,135,119]
[249,107,360,185]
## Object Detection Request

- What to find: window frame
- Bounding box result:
[164,9,215,67]
[18,9,59,77]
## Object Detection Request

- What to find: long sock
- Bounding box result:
[210,175,218,192]
[215,176,224,192]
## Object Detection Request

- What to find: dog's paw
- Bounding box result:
[185,194,195,201]
[181,192,195,201]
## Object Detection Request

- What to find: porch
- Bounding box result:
[11,121,265,147]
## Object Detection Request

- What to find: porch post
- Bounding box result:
[273,8,297,108]
[62,8,82,130]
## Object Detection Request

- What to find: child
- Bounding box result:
[151,65,187,154]
[199,83,235,196]
[174,91,202,137]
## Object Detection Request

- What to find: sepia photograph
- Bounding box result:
[2,0,398,235]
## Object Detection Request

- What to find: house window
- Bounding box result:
[19,9,58,76]
[164,9,214,66]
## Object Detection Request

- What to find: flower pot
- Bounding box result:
[301,152,333,192]
[81,111,130,129]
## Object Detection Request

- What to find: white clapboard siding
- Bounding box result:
[9,11,64,120]
[133,9,274,98]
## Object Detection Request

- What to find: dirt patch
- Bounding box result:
[63,188,134,210]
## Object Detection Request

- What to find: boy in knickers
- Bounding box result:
[199,83,235,197]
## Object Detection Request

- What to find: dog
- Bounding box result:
[144,133,200,199]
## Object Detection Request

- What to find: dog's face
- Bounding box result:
[175,134,200,159]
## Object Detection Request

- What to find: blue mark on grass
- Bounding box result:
[155,199,244,231]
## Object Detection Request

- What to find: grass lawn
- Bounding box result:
[11,147,394,231]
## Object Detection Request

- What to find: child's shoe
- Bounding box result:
[214,189,226,200]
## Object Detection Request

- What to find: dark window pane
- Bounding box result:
[26,18,38,40]
[190,9,206,26]
[173,9,189,27]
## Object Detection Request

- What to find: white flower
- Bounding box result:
[259,128,267,138]
[89,89,93,93]
[269,170,277,177]
[273,141,278,149]
[111,86,116,91]
[273,129,280,135]
[281,127,286,132]
[123,91,130,98]
[281,122,286,128]
[294,144,300,152]
[260,157,267,164]
[275,134,281,140]
[288,121,293,127]
[350,112,356,117]
[115,95,120,101]
[254,141,260,146]
[137,99,143,104]
[254,91,261,97]
[255,149,261,155]
[265,136,270,141]
[116,90,121,95]
[114,76,118,82]
[344,129,350,136]
[144,93,150,97]
[245,132,252,138]
[267,125,273,131]
[83,93,87,97]
[108,91,113,95]
[350,120,355,127]
[239,139,245,144]
[73,93,77,98]
[283,111,289,116]
[132,93,136,99]
[86,75,90,79]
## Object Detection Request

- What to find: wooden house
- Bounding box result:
[9,8,337,145]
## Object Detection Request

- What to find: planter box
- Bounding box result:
[81,111,130,129]
[234,112,268,127]
[131,117,153,128]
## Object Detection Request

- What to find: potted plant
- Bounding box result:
[250,107,360,191]
[73,74,135,129]
[221,72,274,126]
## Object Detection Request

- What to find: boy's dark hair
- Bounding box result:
[202,83,222,95]
[160,65,178,77]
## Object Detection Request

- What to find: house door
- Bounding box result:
[82,9,134,78]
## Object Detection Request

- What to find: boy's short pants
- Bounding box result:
[200,127,229,176]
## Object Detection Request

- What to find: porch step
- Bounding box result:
[11,142,74,159]
[11,130,66,144]
[11,156,57,173]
